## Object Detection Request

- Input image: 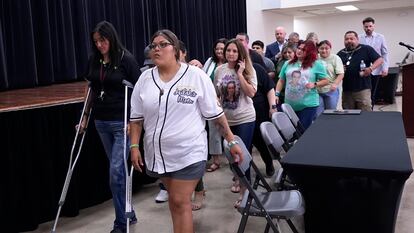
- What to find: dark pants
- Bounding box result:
[252,118,274,172]
[371,75,381,109]
[296,106,318,130]
[230,121,255,182]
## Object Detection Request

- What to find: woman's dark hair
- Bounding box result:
[179,40,187,62]
[317,40,332,48]
[90,21,125,68]
[150,29,180,61]
[225,80,236,97]
[212,38,228,63]
[290,40,318,69]
[281,42,297,56]
[179,40,187,54]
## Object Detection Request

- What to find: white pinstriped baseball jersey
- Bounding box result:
[130,63,224,174]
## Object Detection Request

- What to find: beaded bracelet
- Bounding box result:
[130,144,139,149]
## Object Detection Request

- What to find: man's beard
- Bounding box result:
[345,43,355,50]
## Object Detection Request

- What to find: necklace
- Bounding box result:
[345,51,354,66]
[99,60,109,101]
[343,45,361,66]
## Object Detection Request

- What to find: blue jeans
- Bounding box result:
[296,106,318,130]
[95,120,135,230]
[230,121,255,182]
[317,89,339,116]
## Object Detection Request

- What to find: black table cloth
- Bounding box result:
[281,111,412,233]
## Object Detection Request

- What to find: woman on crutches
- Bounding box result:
[129,29,243,233]
[78,21,141,233]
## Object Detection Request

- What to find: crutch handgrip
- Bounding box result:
[122,80,134,89]
[58,170,73,205]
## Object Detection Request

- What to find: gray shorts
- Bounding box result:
[146,160,206,180]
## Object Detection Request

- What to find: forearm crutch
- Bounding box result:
[122,80,135,233]
[51,87,93,233]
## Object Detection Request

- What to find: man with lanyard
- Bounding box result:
[337,31,383,111]
[358,17,389,108]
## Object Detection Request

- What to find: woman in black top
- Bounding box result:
[79,21,140,233]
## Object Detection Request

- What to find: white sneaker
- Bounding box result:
[155,189,168,203]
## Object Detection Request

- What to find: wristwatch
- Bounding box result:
[271,104,277,109]
[275,91,281,97]
[228,140,239,148]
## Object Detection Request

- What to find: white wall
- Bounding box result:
[246,0,293,47]
[294,9,414,67]
[247,3,414,67]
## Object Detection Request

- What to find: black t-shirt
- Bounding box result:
[337,44,380,92]
[252,63,275,122]
[86,51,141,120]
[249,49,267,70]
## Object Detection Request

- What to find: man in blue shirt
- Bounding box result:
[358,17,389,107]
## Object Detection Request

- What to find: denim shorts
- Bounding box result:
[146,160,206,180]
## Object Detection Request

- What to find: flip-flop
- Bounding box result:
[191,190,206,211]
[206,162,220,172]
[230,182,240,193]
[234,197,243,208]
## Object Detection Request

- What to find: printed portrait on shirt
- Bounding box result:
[218,74,240,110]
[286,68,310,101]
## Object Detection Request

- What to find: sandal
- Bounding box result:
[234,196,243,208]
[230,182,240,193]
[192,190,206,211]
[206,162,220,172]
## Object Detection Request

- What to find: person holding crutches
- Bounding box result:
[129,29,243,233]
[78,21,141,233]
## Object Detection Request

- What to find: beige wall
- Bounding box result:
[247,3,414,67]
[246,0,293,47]
[295,8,414,67]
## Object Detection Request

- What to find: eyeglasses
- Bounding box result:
[149,42,172,50]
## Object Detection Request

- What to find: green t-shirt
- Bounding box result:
[279,60,328,111]
[317,54,344,93]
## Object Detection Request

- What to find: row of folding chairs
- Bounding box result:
[260,103,304,190]
[221,103,306,232]
[223,135,305,233]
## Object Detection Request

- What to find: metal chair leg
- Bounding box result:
[286,219,300,233]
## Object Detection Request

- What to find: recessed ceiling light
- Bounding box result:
[335,5,359,11]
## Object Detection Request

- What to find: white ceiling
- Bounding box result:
[263,0,414,17]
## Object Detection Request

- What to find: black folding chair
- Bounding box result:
[224,136,305,233]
